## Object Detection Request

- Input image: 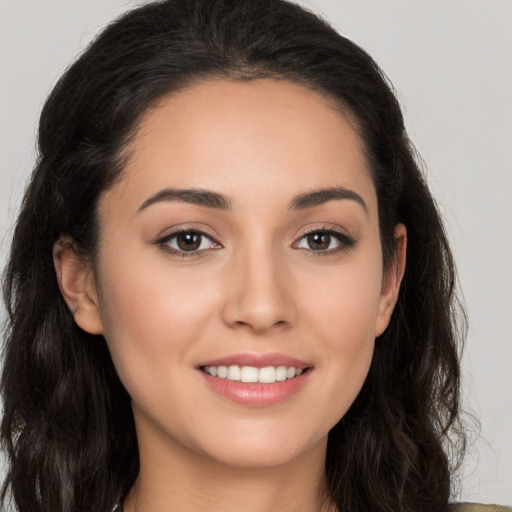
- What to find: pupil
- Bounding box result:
[308,232,330,250]
[177,232,201,251]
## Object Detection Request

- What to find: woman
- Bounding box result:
[1,0,508,511]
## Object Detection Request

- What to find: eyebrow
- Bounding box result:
[288,187,367,213]
[137,186,367,214]
[137,188,232,213]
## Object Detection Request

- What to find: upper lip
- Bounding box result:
[198,352,311,370]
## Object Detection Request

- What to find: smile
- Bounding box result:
[201,365,304,383]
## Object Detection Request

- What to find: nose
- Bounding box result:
[221,245,296,334]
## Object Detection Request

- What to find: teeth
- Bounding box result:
[203,365,305,383]
[227,365,241,381]
[240,366,258,383]
[259,366,276,383]
[275,366,287,381]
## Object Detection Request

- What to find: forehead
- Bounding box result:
[101,78,376,218]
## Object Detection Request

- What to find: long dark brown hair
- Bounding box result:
[1,1,466,511]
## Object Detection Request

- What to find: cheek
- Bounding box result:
[94,247,219,390]
[317,283,378,382]
[297,253,383,420]
[304,251,383,345]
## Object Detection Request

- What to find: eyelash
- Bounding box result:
[294,227,357,256]
[156,227,357,258]
[156,228,220,258]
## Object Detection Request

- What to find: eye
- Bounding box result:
[294,228,356,253]
[158,229,221,255]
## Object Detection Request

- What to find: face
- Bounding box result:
[61,79,404,469]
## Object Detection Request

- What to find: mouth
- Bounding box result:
[200,364,307,383]
[197,353,313,406]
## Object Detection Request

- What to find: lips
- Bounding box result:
[198,352,310,369]
[197,353,313,406]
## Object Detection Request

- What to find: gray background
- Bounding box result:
[1,0,510,505]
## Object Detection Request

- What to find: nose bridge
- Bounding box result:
[222,233,294,332]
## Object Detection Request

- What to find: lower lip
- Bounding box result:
[199,370,312,406]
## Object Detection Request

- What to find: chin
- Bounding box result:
[193,427,327,470]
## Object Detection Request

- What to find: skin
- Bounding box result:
[54,79,406,512]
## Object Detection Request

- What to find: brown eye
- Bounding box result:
[295,229,356,254]
[306,232,332,251]
[176,232,202,251]
[159,229,219,254]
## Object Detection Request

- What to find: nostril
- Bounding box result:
[220,272,297,332]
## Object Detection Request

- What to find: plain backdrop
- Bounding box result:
[0,0,511,506]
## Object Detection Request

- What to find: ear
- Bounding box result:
[375,223,407,337]
[53,237,104,335]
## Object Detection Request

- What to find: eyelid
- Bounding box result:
[293,225,357,255]
[154,223,356,258]
[299,224,347,237]
[155,225,222,257]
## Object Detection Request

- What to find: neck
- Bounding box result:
[123,427,334,512]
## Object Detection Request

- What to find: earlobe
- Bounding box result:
[375,224,407,337]
[53,237,104,335]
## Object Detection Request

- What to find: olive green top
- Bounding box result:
[451,504,512,512]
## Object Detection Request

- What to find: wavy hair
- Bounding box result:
[1,1,466,511]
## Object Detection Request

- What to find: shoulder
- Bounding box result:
[450,503,512,512]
